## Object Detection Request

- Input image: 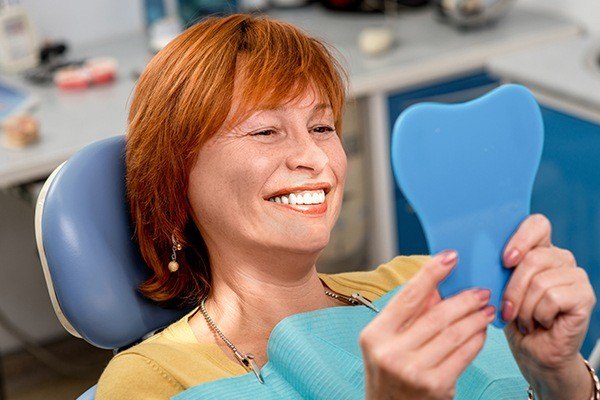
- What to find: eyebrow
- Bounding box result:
[267,103,332,113]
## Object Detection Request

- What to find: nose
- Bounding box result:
[285,129,329,175]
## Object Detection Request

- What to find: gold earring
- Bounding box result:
[169,234,182,272]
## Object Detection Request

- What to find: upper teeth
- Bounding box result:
[268,189,326,205]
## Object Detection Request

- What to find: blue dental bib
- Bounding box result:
[174,287,527,400]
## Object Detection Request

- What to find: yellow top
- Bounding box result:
[96,255,427,400]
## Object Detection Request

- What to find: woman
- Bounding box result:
[97,14,597,400]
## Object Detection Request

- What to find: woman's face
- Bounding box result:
[188,88,347,258]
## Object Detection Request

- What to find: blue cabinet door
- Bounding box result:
[388,77,599,356]
[532,106,600,357]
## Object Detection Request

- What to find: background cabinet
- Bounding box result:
[532,107,600,356]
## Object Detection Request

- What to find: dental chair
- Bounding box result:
[34,135,192,400]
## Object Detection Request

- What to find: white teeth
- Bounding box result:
[311,192,319,204]
[268,189,327,205]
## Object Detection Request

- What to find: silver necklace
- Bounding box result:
[199,287,379,384]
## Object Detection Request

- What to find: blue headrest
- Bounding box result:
[35,136,190,350]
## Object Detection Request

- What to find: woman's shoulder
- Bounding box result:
[95,350,183,400]
[96,310,243,400]
[319,255,429,300]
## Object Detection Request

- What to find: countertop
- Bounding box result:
[0,4,581,188]
[1,34,149,189]
[487,34,600,112]
[270,5,581,96]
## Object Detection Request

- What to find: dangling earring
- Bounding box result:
[169,234,182,272]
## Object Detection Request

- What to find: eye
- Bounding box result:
[312,125,336,135]
[250,129,277,136]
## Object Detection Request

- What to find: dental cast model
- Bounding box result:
[391,84,544,327]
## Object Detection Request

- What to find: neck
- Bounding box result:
[188,240,339,366]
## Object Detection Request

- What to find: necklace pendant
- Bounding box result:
[242,353,264,384]
[351,293,380,313]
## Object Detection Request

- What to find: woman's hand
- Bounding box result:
[501,214,597,400]
[359,251,495,400]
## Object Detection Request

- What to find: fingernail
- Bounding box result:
[477,289,491,302]
[440,250,458,265]
[482,305,495,317]
[504,249,520,266]
[501,300,514,322]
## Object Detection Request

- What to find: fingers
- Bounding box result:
[517,267,577,331]
[369,250,458,334]
[503,214,552,267]
[359,253,492,400]
[362,311,489,398]
[532,269,596,330]
[413,303,494,368]
[501,246,574,329]
[435,327,488,384]
[400,288,491,349]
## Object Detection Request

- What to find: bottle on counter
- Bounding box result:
[0,0,39,73]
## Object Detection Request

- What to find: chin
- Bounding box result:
[275,230,331,255]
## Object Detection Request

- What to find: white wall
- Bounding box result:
[519,0,600,33]
[19,0,144,46]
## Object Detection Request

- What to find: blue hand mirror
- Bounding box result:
[391,84,544,327]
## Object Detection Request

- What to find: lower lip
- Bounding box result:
[267,200,328,216]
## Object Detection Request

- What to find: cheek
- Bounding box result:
[188,144,279,225]
[336,150,348,183]
[188,164,217,228]
[329,142,348,222]
[327,140,348,188]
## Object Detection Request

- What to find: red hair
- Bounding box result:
[126,14,348,307]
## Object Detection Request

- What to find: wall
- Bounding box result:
[19,0,144,46]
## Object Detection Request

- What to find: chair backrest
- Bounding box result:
[34,135,190,351]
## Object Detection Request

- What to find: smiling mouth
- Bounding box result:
[266,189,328,215]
